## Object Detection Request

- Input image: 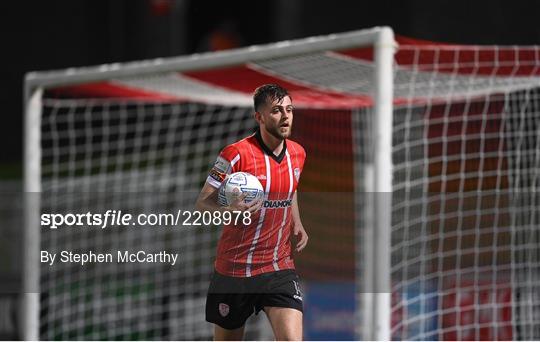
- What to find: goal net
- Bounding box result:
[387,43,540,340]
[24,28,540,340]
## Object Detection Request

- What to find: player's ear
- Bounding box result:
[254,111,263,124]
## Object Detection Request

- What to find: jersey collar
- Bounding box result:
[255,129,287,163]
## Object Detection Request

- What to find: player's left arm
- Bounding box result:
[292,191,308,252]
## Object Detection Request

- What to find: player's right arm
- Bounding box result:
[195,145,261,214]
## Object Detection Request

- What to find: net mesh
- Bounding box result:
[388,46,540,340]
[39,101,265,340]
[30,37,540,340]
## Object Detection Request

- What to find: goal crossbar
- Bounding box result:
[25,27,393,90]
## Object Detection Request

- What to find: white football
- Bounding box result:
[218,172,264,206]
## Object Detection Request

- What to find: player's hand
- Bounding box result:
[243,195,263,214]
[293,222,308,252]
[227,193,263,214]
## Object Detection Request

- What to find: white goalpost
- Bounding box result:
[23,27,540,340]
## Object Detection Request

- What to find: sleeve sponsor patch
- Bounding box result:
[214,156,230,173]
[209,156,231,183]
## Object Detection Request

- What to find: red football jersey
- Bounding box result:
[206,130,306,277]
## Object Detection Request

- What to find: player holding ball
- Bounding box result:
[196,84,308,340]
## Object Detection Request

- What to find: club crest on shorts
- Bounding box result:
[218,303,230,317]
[294,168,300,182]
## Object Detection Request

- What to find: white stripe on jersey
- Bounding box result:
[233,144,258,272]
[273,150,294,271]
[229,154,240,170]
[246,154,271,277]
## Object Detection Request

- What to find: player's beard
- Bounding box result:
[265,121,292,140]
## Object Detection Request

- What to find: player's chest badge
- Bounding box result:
[219,303,230,317]
[294,168,300,181]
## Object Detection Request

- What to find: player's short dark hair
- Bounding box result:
[253,84,291,112]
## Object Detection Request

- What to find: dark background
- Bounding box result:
[1,0,540,176]
[0,1,539,339]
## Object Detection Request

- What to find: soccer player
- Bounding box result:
[196,84,308,340]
